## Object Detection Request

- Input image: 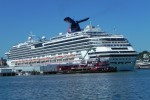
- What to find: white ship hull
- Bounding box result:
[7,54,137,71]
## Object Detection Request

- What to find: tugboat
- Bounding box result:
[88,57,117,73]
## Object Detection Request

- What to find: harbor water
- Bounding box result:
[0,69,150,100]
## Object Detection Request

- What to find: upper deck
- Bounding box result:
[11,24,125,49]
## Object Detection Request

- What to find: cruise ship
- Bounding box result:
[5,17,137,71]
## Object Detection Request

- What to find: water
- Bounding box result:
[0,69,150,100]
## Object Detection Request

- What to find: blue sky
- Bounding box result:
[0,0,150,58]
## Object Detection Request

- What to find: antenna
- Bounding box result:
[90,21,92,26]
[113,26,117,34]
[29,32,35,37]
[28,32,36,42]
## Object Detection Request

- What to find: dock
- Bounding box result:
[0,67,16,76]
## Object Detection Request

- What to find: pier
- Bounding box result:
[0,67,16,76]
